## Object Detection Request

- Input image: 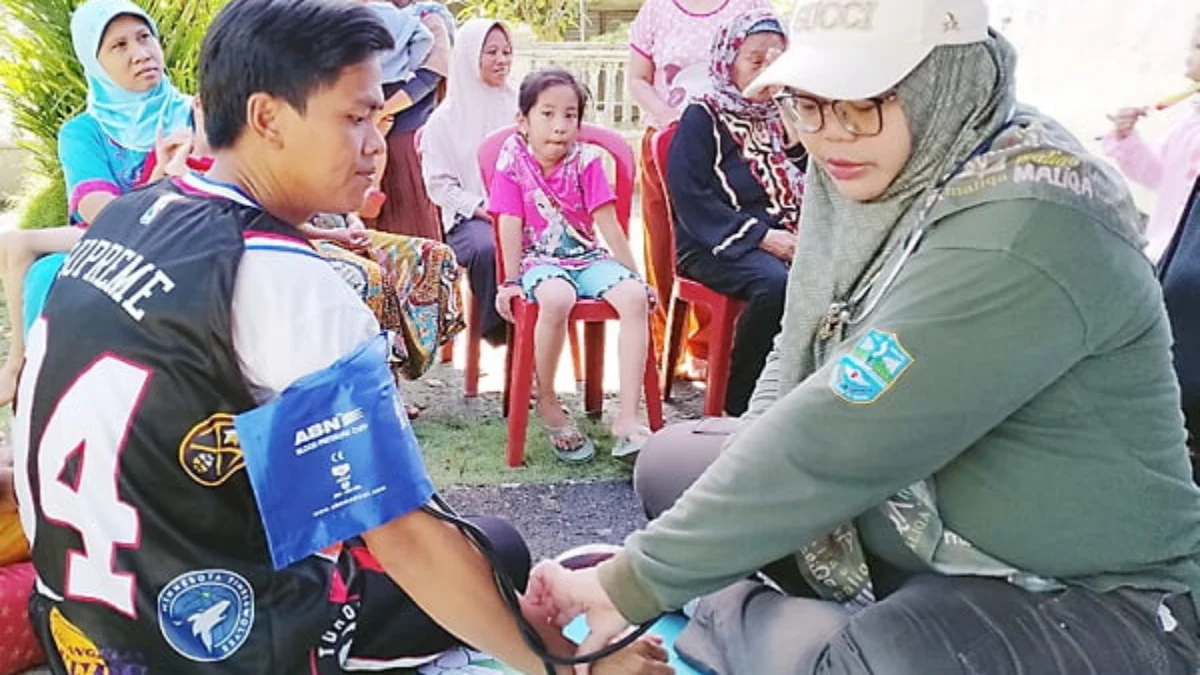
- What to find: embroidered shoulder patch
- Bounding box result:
[830,329,913,404]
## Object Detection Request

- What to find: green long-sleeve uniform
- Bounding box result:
[600,199,1200,622]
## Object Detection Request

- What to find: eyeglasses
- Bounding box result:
[773,91,898,138]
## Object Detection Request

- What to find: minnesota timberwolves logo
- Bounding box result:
[158,569,255,662]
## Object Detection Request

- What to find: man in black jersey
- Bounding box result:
[12,1,668,673]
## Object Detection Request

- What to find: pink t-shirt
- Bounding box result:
[489,140,617,273]
[629,0,771,128]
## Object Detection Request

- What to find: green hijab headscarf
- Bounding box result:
[748,32,1144,601]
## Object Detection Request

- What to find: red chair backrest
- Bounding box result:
[650,123,677,181]
[649,122,679,255]
[478,123,637,280]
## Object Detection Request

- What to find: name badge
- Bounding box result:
[235,333,434,569]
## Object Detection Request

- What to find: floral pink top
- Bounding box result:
[489,135,617,273]
[629,0,771,128]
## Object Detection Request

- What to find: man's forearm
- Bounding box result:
[362,509,573,675]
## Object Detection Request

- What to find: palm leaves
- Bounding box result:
[456,0,579,40]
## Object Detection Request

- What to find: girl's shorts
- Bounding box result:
[520,259,639,301]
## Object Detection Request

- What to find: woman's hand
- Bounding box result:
[324,228,370,251]
[526,561,634,671]
[1108,107,1147,140]
[473,208,495,225]
[760,229,796,263]
[153,128,194,181]
[496,283,523,323]
[344,214,372,249]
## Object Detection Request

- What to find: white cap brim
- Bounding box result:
[746,40,936,100]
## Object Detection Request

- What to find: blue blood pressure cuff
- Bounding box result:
[235,333,435,570]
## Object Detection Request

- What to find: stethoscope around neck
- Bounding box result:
[816,110,1018,343]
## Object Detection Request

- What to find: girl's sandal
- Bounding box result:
[611,425,652,461]
[542,421,595,464]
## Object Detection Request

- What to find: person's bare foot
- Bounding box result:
[535,396,572,434]
[0,361,19,407]
[535,396,592,460]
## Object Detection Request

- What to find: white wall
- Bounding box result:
[991,0,1194,141]
[987,0,1195,209]
[0,100,26,201]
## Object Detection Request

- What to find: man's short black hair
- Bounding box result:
[199,0,394,150]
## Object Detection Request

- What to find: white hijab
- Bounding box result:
[422,19,517,216]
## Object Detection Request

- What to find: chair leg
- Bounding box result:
[568,322,584,384]
[447,271,465,363]
[642,339,665,431]
[501,323,514,417]
[464,292,482,398]
[584,321,605,419]
[506,311,537,468]
[661,292,689,400]
[704,300,736,418]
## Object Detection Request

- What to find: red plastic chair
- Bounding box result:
[652,123,746,418]
[479,123,665,467]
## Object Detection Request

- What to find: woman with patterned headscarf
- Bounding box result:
[665,8,805,416]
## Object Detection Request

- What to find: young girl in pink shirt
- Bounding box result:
[1104,16,1200,263]
[490,69,654,462]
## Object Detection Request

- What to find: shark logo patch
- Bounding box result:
[158,569,255,662]
[830,329,913,404]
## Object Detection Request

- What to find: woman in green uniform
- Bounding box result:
[524,1,1200,673]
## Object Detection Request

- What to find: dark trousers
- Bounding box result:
[344,515,531,663]
[633,421,1200,674]
[446,217,505,345]
[678,248,788,415]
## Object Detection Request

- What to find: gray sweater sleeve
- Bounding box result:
[599,235,1091,622]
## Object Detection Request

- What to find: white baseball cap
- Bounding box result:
[747,0,990,100]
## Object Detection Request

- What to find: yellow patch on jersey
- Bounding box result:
[49,607,108,673]
[179,413,245,487]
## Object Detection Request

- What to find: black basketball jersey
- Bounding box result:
[15,179,343,673]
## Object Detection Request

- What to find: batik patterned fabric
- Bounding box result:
[316,231,463,380]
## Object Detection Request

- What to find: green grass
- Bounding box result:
[16,178,67,230]
[415,414,633,487]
